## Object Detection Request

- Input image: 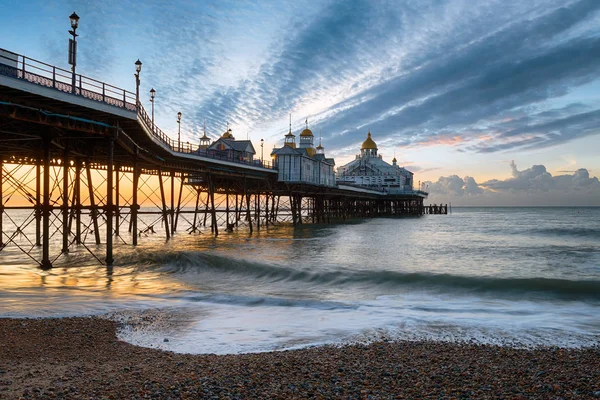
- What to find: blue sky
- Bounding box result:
[1,0,599,205]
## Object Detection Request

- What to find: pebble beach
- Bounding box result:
[1,317,599,399]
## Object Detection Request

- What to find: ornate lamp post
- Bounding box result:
[149,88,156,132]
[134,59,142,108]
[68,12,80,94]
[177,111,182,151]
[260,138,264,164]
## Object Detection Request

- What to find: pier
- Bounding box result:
[0,48,433,269]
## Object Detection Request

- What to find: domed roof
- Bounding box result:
[300,128,313,137]
[316,144,324,150]
[392,157,397,163]
[222,128,234,139]
[361,131,377,150]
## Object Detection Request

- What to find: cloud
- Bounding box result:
[425,162,600,205]
[482,161,600,193]
[427,175,484,197]
[315,0,600,152]
[3,0,600,155]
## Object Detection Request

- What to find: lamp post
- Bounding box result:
[134,59,142,108]
[149,88,156,132]
[177,112,182,152]
[260,138,264,164]
[68,12,80,94]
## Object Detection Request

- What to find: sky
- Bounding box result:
[1,0,599,205]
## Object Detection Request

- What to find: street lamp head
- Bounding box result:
[150,88,156,99]
[261,138,264,144]
[135,59,142,74]
[177,111,182,122]
[69,12,80,29]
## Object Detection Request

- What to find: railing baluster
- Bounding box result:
[21,56,25,79]
[102,83,105,102]
[52,67,56,88]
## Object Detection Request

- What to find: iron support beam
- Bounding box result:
[35,157,41,246]
[174,173,183,232]
[86,160,101,245]
[105,137,114,265]
[115,164,120,236]
[0,160,3,248]
[41,136,51,269]
[61,144,69,254]
[158,170,171,239]
[75,160,81,243]
[131,162,139,246]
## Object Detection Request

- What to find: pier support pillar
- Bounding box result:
[131,161,139,246]
[174,173,183,232]
[170,171,175,234]
[35,157,41,246]
[191,188,200,233]
[245,180,252,233]
[208,174,218,236]
[105,136,114,265]
[0,161,3,249]
[115,164,120,236]
[41,136,52,270]
[265,193,269,228]
[61,144,69,254]
[158,169,171,240]
[75,160,81,244]
[86,160,101,245]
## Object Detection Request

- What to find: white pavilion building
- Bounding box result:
[336,131,414,192]
[270,122,336,187]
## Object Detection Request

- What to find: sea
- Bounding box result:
[1,207,599,354]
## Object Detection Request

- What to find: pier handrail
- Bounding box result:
[0,49,137,111]
[0,48,274,170]
[136,101,274,169]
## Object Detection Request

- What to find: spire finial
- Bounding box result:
[203,119,206,136]
[289,114,292,133]
[305,119,308,129]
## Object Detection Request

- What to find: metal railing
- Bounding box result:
[0,49,136,111]
[335,182,428,196]
[136,103,274,170]
[0,48,275,170]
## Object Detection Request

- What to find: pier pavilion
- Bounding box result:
[337,131,415,194]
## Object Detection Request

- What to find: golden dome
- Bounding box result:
[361,131,377,150]
[306,148,316,157]
[392,157,397,163]
[222,128,233,139]
[316,144,324,150]
[300,128,313,137]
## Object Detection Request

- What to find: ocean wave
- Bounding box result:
[131,251,600,301]
[526,227,600,238]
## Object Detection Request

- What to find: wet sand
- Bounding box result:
[0,317,599,399]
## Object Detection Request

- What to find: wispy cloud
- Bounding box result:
[2,0,599,155]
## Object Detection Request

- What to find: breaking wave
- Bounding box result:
[130,250,600,301]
